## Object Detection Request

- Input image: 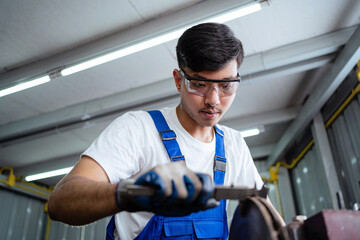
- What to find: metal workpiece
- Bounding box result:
[212,184,268,200]
[303,210,360,240]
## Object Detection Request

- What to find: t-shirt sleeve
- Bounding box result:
[82,112,146,183]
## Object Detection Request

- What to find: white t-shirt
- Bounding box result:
[83,107,263,239]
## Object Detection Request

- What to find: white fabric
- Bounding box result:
[82,107,263,239]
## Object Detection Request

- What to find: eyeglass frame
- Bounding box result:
[179,69,241,83]
[179,69,241,97]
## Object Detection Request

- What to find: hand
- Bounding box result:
[115,161,218,216]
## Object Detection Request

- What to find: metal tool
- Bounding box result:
[213,184,268,200]
[120,184,268,201]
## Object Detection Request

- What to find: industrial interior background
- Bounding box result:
[0,0,360,239]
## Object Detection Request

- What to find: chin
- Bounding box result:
[199,119,219,127]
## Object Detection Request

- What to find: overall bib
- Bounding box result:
[106,110,228,239]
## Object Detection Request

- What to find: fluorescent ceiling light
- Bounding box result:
[207,2,261,23]
[61,28,187,76]
[25,167,73,182]
[61,2,261,76]
[0,75,50,97]
[240,128,261,138]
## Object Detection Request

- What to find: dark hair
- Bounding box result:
[176,23,244,72]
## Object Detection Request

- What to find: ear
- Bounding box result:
[173,69,182,93]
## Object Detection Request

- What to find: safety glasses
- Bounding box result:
[179,69,241,97]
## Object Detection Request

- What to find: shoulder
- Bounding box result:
[216,124,243,142]
[215,124,251,155]
[111,110,153,128]
[112,107,174,125]
[115,110,150,121]
[97,110,155,143]
[108,108,175,138]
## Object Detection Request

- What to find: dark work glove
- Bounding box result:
[115,161,218,216]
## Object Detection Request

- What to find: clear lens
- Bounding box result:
[185,79,239,97]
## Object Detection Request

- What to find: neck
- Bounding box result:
[176,106,214,143]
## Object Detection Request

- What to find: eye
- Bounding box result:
[220,83,233,90]
[191,81,206,89]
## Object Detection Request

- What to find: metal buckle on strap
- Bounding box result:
[159,130,176,141]
[170,155,185,161]
[214,156,226,172]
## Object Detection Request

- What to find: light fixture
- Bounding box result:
[25,167,73,182]
[61,2,262,76]
[3,2,262,96]
[240,127,261,138]
[207,2,261,23]
[0,75,50,98]
[61,28,187,76]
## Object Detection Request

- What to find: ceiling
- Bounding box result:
[0,0,359,186]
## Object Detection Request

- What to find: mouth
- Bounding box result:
[200,109,221,119]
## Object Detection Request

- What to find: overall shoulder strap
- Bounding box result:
[214,125,226,185]
[147,110,185,162]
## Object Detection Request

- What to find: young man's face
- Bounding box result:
[174,59,238,128]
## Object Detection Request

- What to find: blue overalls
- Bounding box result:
[106,110,228,239]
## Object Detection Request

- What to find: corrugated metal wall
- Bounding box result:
[327,94,360,209]
[48,215,110,240]
[291,148,333,216]
[291,92,360,215]
[0,188,46,240]
[0,186,110,240]
[83,217,112,240]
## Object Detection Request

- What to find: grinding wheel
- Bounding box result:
[229,197,289,240]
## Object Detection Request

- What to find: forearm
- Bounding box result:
[48,176,119,225]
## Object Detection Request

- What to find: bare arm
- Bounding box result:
[48,156,216,225]
[48,156,119,225]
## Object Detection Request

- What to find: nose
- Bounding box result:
[204,87,220,106]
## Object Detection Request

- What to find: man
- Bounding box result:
[48,23,284,239]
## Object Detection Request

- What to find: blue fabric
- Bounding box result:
[106,216,115,240]
[147,110,185,161]
[135,202,228,239]
[106,110,228,239]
